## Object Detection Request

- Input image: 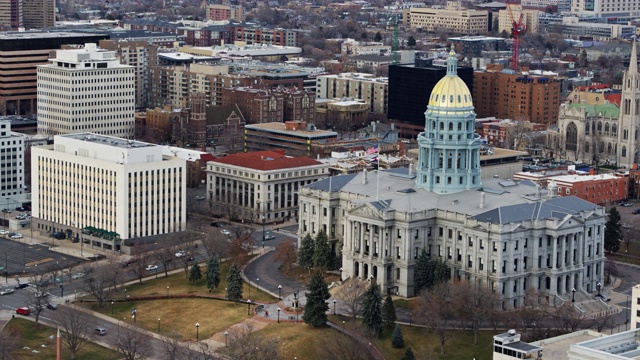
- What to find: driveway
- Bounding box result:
[243,242,305,297]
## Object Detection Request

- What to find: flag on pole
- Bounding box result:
[370,156,378,163]
[366,145,379,154]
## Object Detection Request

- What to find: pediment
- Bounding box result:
[555,214,586,229]
[349,204,384,220]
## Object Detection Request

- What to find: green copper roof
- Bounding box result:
[567,103,620,118]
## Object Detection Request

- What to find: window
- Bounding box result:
[468,237,473,246]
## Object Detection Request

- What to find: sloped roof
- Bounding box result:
[211,150,323,171]
[472,196,599,224]
[567,103,620,118]
[307,173,358,192]
[206,104,245,125]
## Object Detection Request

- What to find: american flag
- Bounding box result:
[366,145,379,154]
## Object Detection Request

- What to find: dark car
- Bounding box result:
[210,222,221,227]
[88,254,107,261]
[46,303,58,310]
[14,283,29,289]
[15,207,25,212]
[121,259,138,268]
[633,209,640,215]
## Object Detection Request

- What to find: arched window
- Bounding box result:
[622,146,627,157]
[447,153,453,169]
[449,123,453,131]
[592,122,596,133]
[605,123,610,134]
[600,141,605,152]
[597,121,602,133]
[440,122,444,130]
[458,122,462,131]
[607,143,612,154]
[585,142,590,153]
[585,121,590,134]
[566,122,578,151]
[612,124,617,136]
[439,152,443,168]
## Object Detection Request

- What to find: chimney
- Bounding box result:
[480,192,485,209]
[362,169,368,184]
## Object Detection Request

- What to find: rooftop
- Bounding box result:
[531,330,605,360]
[211,150,324,171]
[63,133,155,149]
[551,173,623,183]
[0,31,108,40]
[245,123,338,139]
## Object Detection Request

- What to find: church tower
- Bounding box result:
[415,47,481,194]
[617,39,640,169]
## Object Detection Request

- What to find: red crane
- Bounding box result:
[506,1,527,71]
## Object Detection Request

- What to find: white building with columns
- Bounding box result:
[31,133,186,249]
[297,49,607,308]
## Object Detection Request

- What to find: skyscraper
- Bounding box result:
[23,0,54,29]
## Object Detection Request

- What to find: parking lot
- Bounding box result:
[0,237,84,276]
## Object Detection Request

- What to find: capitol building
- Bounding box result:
[297,49,607,308]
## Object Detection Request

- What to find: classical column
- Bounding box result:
[561,235,566,269]
[552,236,558,270]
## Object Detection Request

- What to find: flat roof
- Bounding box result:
[159,52,219,61]
[551,173,621,183]
[481,148,528,161]
[62,133,155,149]
[245,123,338,139]
[531,330,606,360]
[0,31,107,40]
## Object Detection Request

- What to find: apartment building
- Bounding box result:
[473,70,561,126]
[23,0,54,29]
[0,0,22,30]
[99,39,159,109]
[409,1,488,34]
[206,149,327,223]
[36,43,136,138]
[232,27,299,47]
[0,120,24,197]
[497,5,540,34]
[206,4,245,21]
[315,73,388,115]
[341,39,391,56]
[221,86,315,124]
[0,31,109,116]
[31,133,186,247]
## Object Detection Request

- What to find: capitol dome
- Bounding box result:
[427,48,473,109]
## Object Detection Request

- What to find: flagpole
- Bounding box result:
[376,142,380,200]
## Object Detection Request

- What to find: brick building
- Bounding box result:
[232,27,299,47]
[478,118,547,149]
[206,4,245,21]
[473,70,561,126]
[222,87,314,124]
[171,93,208,148]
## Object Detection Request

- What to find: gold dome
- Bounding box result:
[427,75,473,109]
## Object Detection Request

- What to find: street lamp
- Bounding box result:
[124,288,127,301]
[247,299,252,315]
[60,285,64,298]
[157,318,161,332]
[278,285,282,300]
[166,286,169,298]
[409,313,412,327]
[339,267,343,281]
[224,331,229,347]
[195,323,200,340]
[248,280,251,300]
[262,215,266,249]
[572,288,576,303]
[277,307,281,323]
[597,282,602,297]
[74,290,77,301]
[333,299,337,315]
[111,301,114,314]
[256,278,259,292]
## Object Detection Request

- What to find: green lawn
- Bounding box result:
[5,318,120,360]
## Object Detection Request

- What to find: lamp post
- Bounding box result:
[339,267,343,281]
[597,282,602,297]
[409,313,412,327]
[111,301,114,314]
[248,279,251,300]
[262,215,266,249]
[278,285,282,300]
[572,288,576,303]
[157,318,160,332]
[332,299,337,315]
[60,284,64,298]
[166,286,169,298]
[256,278,259,292]
[195,323,200,340]
[155,267,158,279]
[277,307,281,323]
[224,331,228,347]
[124,288,127,301]
[74,290,77,301]
[247,299,252,315]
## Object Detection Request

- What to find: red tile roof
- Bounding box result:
[604,93,621,106]
[211,150,323,171]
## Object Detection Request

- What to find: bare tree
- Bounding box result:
[114,322,152,360]
[319,326,368,360]
[222,324,280,360]
[272,240,297,272]
[0,326,18,360]
[130,250,151,285]
[553,302,586,333]
[83,261,123,307]
[450,279,500,345]
[201,233,230,259]
[160,331,195,360]
[587,311,617,332]
[28,268,52,326]
[335,279,367,324]
[151,247,173,278]
[416,282,455,355]
[54,306,92,359]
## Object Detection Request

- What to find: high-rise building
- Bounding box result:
[22,0,54,29]
[0,32,109,116]
[206,4,245,21]
[99,40,159,110]
[408,1,488,34]
[497,5,539,34]
[32,133,186,247]
[297,49,607,306]
[37,43,135,138]
[570,0,640,18]
[473,69,561,126]
[315,73,388,116]
[0,120,24,197]
[0,0,22,30]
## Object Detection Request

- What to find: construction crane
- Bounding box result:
[506,0,527,71]
[386,0,402,65]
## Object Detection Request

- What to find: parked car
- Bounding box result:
[622,202,633,207]
[88,254,106,261]
[195,195,205,200]
[264,234,276,241]
[15,207,25,211]
[71,273,85,280]
[46,303,58,310]
[16,307,31,316]
[14,283,28,289]
[632,209,640,215]
[0,229,8,235]
[95,327,107,336]
[210,222,221,227]
[221,229,231,236]
[10,233,23,239]
[175,251,186,258]
[1,209,11,213]
[145,265,158,271]
[0,288,14,295]
[35,291,51,298]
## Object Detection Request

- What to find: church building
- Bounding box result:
[297,48,607,308]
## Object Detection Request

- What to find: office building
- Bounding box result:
[409,1,488,34]
[498,5,540,34]
[37,43,135,138]
[0,31,109,116]
[570,0,640,18]
[473,69,561,126]
[244,121,338,157]
[206,149,327,223]
[297,49,607,305]
[23,0,54,29]
[315,73,388,115]
[32,133,186,248]
[0,0,22,30]
[0,120,25,197]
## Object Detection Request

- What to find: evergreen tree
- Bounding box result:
[226,263,243,303]
[313,229,332,271]
[298,233,314,271]
[302,271,330,327]
[391,324,405,348]
[361,282,383,337]
[414,248,433,294]
[374,31,382,42]
[433,258,450,285]
[382,294,397,325]
[407,36,416,47]
[188,263,202,282]
[401,347,415,360]
[605,207,622,253]
[206,256,221,291]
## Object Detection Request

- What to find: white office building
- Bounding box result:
[0,120,25,198]
[36,43,135,139]
[32,133,186,249]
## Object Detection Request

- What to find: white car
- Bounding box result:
[10,233,23,239]
[175,251,186,258]
[195,195,205,200]
[71,273,85,280]
[145,265,158,271]
[0,288,14,295]
[0,229,8,235]
[220,229,231,236]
